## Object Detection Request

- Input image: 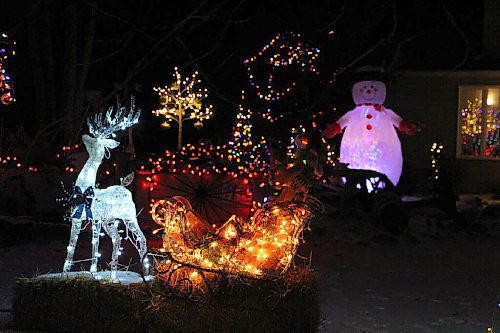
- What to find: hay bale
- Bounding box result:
[12,267,319,333]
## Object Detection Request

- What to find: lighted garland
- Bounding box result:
[0,155,37,172]
[243,32,320,121]
[139,142,269,180]
[0,33,15,106]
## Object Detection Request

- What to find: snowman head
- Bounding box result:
[352,80,386,105]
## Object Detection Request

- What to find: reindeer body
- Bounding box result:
[63,101,147,281]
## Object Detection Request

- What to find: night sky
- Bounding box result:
[1,0,485,156]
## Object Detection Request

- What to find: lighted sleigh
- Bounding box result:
[147,133,324,294]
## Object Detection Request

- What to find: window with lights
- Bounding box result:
[457,86,500,159]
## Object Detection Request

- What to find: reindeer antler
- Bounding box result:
[88,97,141,138]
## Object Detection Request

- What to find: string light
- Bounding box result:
[0,155,37,172]
[243,32,320,122]
[153,67,213,149]
[460,98,482,156]
[430,141,443,180]
[0,33,15,106]
[63,98,147,282]
[151,187,314,280]
[147,131,325,288]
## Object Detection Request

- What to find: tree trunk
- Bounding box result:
[62,0,79,142]
[40,0,56,123]
[73,0,96,143]
[27,9,48,130]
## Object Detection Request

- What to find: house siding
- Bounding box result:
[385,72,500,193]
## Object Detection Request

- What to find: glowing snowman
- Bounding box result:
[324,80,417,186]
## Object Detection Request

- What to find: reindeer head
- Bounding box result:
[85,97,140,161]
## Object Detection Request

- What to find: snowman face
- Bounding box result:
[352,80,386,105]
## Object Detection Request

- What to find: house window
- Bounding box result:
[458,86,500,159]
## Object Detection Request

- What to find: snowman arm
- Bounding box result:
[323,112,350,138]
[384,108,419,135]
[384,108,403,127]
[323,122,342,138]
[398,120,419,136]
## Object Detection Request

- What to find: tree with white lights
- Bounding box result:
[153,67,213,149]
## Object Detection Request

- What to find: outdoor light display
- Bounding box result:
[430,141,443,181]
[153,67,213,149]
[460,98,482,156]
[140,141,270,179]
[324,80,418,187]
[243,32,320,122]
[0,155,37,172]
[63,98,148,281]
[0,33,15,106]
[151,197,313,278]
[149,134,321,282]
[228,91,271,174]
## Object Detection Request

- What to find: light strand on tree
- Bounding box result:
[153,67,213,149]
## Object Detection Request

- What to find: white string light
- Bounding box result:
[63,97,148,281]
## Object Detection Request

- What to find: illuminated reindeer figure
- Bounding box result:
[63,99,147,280]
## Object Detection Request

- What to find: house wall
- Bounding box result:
[385,71,500,193]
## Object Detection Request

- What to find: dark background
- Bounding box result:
[0,0,485,158]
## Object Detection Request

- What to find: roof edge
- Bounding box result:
[398,70,500,78]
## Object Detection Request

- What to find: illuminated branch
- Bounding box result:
[153,67,213,149]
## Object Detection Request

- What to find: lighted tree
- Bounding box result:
[228,92,270,175]
[153,67,213,149]
[229,93,253,170]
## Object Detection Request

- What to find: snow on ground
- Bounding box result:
[1,203,500,332]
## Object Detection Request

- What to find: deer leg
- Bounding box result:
[63,218,83,272]
[103,219,121,281]
[127,217,148,275]
[90,219,102,272]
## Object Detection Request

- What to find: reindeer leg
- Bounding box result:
[103,219,121,282]
[127,217,148,275]
[90,219,102,273]
[63,218,82,272]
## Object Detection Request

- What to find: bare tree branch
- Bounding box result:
[333,0,399,81]
[98,0,217,108]
[90,3,156,40]
[441,1,479,69]
[77,31,134,66]
[178,0,245,69]
[317,0,348,32]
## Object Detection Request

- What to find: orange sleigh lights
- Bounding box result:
[150,195,314,280]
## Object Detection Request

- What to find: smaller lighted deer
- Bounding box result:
[63,99,147,280]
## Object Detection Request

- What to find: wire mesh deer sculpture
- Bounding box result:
[63,98,147,281]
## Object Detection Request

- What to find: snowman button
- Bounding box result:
[366,114,373,119]
[366,124,373,130]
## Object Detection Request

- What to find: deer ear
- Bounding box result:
[82,134,92,145]
[104,138,120,149]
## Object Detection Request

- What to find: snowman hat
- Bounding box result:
[351,66,385,86]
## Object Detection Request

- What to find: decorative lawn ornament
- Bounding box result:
[149,132,323,287]
[324,80,419,187]
[63,98,147,281]
[152,197,313,279]
[153,67,213,149]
